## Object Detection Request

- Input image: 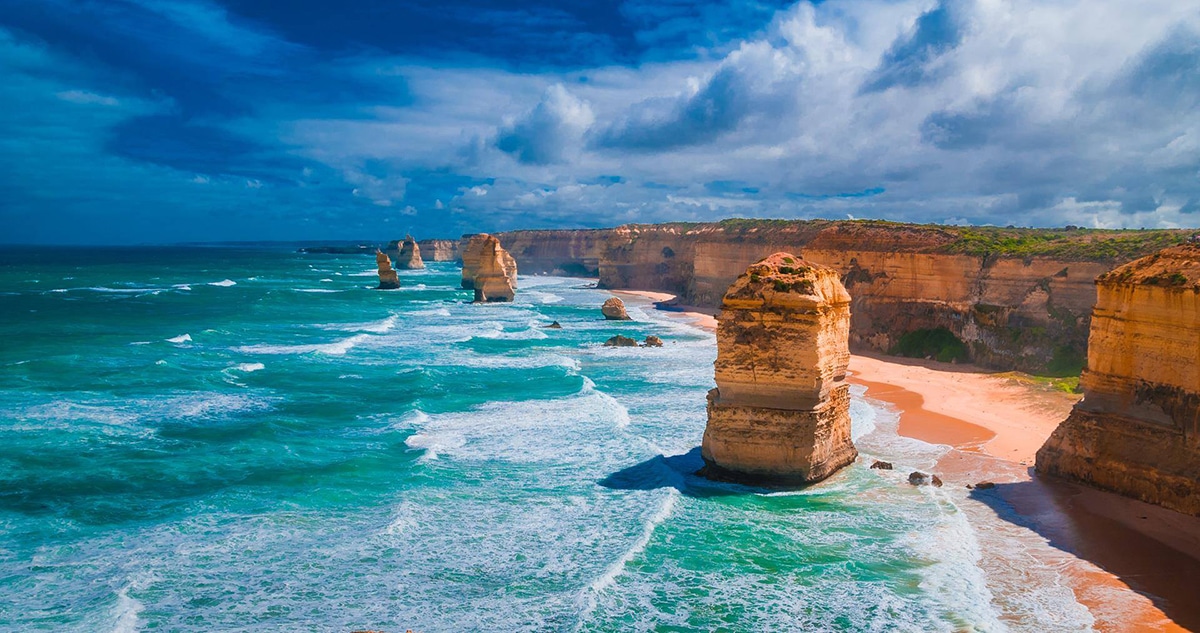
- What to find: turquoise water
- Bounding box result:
[0,247,1096,631]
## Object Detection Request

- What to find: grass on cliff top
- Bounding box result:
[651,218,1194,262]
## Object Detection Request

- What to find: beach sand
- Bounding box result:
[631,290,1200,633]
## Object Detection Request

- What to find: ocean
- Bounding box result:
[0,247,1099,631]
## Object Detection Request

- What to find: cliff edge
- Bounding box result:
[1037,243,1200,515]
[701,253,858,485]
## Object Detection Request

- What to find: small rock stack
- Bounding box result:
[376,250,400,290]
[701,253,858,485]
[396,235,425,270]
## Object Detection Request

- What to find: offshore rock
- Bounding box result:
[601,297,631,320]
[461,234,517,293]
[471,235,517,303]
[544,321,563,329]
[700,253,858,485]
[375,250,400,290]
[1037,244,1200,516]
[870,460,893,470]
[396,235,425,270]
[644,335,663,347]
[603,335,639,347]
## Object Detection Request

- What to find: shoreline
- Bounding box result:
[629,288,1200,633]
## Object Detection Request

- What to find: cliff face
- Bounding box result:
[1037,244,1200,515]
[375,251,399,290]
[580,221,1183,372]
[470,236,518,302]
[416,239,460,262]
[395,235,425,270]
[701,253,858,484]
[460,235,488,289]
[494,229,608,275]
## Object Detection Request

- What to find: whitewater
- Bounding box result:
[0,246,1096,631]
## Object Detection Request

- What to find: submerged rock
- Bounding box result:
[644,335,663,347]
[544,321,563,329]
[907,472,943,487]
[601,297,631,320]
[1037,244,1200,516]
[603,335,639,347]
[700,253,858,485]
[396,235,425,270]
[375,250,400,289]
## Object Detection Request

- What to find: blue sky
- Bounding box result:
[1,0,1198,243]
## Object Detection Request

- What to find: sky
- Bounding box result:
[1,0,1198,243]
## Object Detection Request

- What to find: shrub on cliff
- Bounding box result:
[890,328,969,363]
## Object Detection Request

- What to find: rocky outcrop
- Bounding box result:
[644,335,663,347]
[601,297,631,320]
[460,235,488,289]
[375,251,399,290]
[1037,244,1200,516]
[416,239,459,262]
[469,235,517,302]
[395,235,425,270]
[603,335,638,347]
[486,221,1189,372]
[700,253,858,485]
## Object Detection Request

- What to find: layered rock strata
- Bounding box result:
[1037,244,1200,516]
[395,235,425,269]
[701,253,858,485]
[416,239,459,262]
[601,297,631,320]
[375,251,399,290]
[493,222,1190,372]
[470,235,517,302]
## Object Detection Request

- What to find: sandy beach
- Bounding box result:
[632,290,1200,633]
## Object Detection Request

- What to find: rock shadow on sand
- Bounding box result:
[970,476,1200,632]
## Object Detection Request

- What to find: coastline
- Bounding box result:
[629,289,1200,633]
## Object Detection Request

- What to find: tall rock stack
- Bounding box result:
[396,235,425,270]
[701,253,858,485]
[461,234,489,289]
[375,250,400,290]
[468,235,518,302]
[1037,244,1200,515]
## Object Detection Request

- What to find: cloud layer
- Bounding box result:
[1,0,1197,243]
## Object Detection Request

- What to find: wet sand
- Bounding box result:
[632,291,1200,632]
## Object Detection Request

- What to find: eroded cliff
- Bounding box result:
[1037,244,1200,515]
[395,235,425,270]
[464,234,517,302]
[701,253,858,485]
[416,239,460,262]
[375,250,399,290]
[496,220,1188,372]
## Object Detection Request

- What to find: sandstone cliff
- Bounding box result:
[416,239,459,262]
[1037,244,1200,515]
[395,235,425,270]
[701,253,858,485]
[375,250,399,290]
[496,221,1188,372]
[468,235,517,302]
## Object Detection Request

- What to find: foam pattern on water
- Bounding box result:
[0,249,1093,631]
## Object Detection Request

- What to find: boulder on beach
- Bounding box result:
[601,297,631,320]
[907,471,943,487]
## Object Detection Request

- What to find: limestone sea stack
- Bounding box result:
[471,235,518,302]
[375,250,400,289]
[601,297,631,320]
[461,233,516,290]
[396,235,425,270]
[701,253,858,485]
[1037,244,1200,515]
